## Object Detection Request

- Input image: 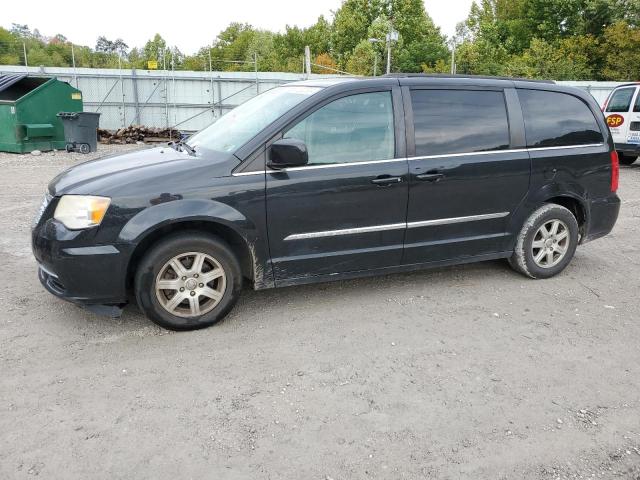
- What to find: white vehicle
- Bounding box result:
[603,83,640,165]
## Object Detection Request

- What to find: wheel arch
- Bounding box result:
[517,182,589,243]
[125,219,257,293]
[119,199,272,292]
[542,195,588,241]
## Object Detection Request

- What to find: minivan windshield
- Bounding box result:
[189,85,322,153]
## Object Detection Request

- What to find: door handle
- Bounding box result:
[416,172,444,182]
[371,176,402,185]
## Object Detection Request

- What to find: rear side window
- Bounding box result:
[410,89,510,156]
[607,87,635,113]
[518,89,603,148]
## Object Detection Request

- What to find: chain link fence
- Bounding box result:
[0,65,341,131]
[0,65,624,132]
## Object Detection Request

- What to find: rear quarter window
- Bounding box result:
[517,89,603,148]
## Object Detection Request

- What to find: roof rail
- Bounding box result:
[382,73,555,84]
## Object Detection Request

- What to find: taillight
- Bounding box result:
[611,150,619,192]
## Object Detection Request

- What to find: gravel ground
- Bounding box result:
[0,144,639,479]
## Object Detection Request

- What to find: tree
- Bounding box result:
[346,39,377,74]
[388,0,449,72]
[601,21,640,80]
[504,37,594,80]
[143,34,167,65]
[332,0,383,67]
[313,53,339,73]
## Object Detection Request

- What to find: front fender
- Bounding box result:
[117,199,274,290]
[118,199,256,243]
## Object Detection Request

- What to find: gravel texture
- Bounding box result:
[0,145,639,479]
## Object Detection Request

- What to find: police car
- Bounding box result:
[603,83,640,165]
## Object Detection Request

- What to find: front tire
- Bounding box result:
[509,204,579,279]
[134,232,242,330]
[619,152,637,165]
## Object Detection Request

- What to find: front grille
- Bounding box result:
[630,122,640,131]
[32,192,52,227]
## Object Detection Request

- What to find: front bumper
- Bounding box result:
[32,217,131,308]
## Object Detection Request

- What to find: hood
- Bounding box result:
[48,146,239,196]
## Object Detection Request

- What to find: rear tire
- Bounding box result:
[134,232,242,330]
[618,152,637,165]
[509,204,579,279]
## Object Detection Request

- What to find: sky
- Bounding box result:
[3,0,474,54]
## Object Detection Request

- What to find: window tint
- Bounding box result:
[518,89,603,148]
[633,89,640,113]
[284,91,394,165]
[606,87,635,113]
[410,89,510,156]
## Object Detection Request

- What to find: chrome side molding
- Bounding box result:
[406,212,510,228]
[284,212,510,241]
[284,223,406,241]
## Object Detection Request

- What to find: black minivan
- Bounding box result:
[32,75,620,330]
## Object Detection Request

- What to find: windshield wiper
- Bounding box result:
[169,140,196,156]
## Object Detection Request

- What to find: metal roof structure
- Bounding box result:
[0,73,27,94]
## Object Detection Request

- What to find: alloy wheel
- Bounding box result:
[531,219,570,269]
[155,252,226,318]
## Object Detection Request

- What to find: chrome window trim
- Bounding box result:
[526,142,604,152]
[270,157,407,173]
[407,212,509,229]
[407,143,605,162]
[233,143,606,176]
[231,170,265,177]
[407,149,527,161]
[284,212,510,241]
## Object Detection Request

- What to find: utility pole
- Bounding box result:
[386,38,391,75]
[23,42,28,69]
[450,39,457,74]
[385,29,398,75]
[71,44,78,87]
[254,52,259,94]
[208,48,215,112]
[118,54,125,127]
[304,46,311,78]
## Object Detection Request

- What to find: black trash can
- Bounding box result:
[56,112,101,154]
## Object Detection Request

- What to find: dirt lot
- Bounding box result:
[0,144,639,479]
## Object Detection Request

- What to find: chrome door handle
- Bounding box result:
[371,176,402,185]
[416,173,444,182]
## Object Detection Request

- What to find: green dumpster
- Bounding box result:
[0,74,83,153]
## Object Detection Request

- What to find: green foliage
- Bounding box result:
[601,21,640,80]
[457,0,640,80]
[346,39,377,75]
[3,0,640,80]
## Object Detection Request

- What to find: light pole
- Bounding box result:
[368,38,381,76]
[369,29,398,75]
[449,38,457,74]
[385,29,398,74]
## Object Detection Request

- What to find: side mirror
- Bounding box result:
[268,138,308,169]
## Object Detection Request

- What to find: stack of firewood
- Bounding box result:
[98,126,181,144]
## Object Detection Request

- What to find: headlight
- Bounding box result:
[54,195,111,230]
